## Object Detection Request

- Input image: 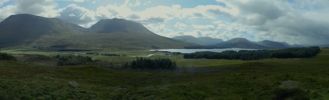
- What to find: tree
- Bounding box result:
[0,53,16,60]
[124,58,176,70]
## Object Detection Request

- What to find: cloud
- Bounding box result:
[59,4,96,27]
[141,17,165,24]
[216,0,329,45]
[0,0,9,7]
[0,0,328,45]
[71,0,97,4]
[72,0,85,3]
[15,0,59,17]
[0,5,16,21]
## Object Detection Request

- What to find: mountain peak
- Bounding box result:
[1,14,47,25]
[0,14,87,47]
[258,40,290,48]
[227,38,250,43]
[7,14,38,18]
[90,18,151,34]
[212,37,265,49]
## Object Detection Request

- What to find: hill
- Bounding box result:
[214,38,265,49]
[185,38,292,49]
[0,14,87,47]
[0,14,191,49]
[173,35,223,45]
[257,40,290,49]
[87,19,192,49]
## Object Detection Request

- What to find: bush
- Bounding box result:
[21,54,52,61]
[273,88,309,100]
[184,47,321,60]
[55,55,94,66]
[124,58,176,70]
[273,80,310,100]
[0,53,16,60]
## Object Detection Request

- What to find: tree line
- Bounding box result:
[124,58,177,70]
[55,55,94,66]
[0,52,16,60]
[184,47,321,60]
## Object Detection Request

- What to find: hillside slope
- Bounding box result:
[0,14,191,49]
[0,14,87,47]
[87,18,191,49]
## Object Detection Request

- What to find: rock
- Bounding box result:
[279,80,300,89]
[68,81,79,88]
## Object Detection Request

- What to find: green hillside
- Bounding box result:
[0,49,328,99]
[0,14,87,47]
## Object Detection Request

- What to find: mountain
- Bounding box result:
[90,18,151,34]
[0,14,191,49]
[319,44,329,48]
[214,38,265,49]
[0,14,87,47]
[87,18,191,49]
[207,38,291,49]
[173,35,223,45]
[257,40,290,49]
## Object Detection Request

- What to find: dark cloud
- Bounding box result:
[127,14,140,20]
[225,0,329,45]
[207,9,233,21]
[261,15,329,44]
[15,0,58,17]
[239,1,284,20]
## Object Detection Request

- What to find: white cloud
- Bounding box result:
[15,0,59,17]
[0,5,16,21]
[59,4,96,27]
[215,0,329,45]
[72,0,85,3]
[0,0,9,7]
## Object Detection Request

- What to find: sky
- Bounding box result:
[0,0,328,45]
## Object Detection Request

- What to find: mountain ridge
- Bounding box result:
[173,35,223,46]
[0,14,88,47]
[0,14,191,49]
[181,37,292,49]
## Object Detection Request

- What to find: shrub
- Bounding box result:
[21,54,52,62]
[0,53,16,60]
[55,55,94,66]
[100,53,120,57]
[273,88,309,100]
[273,80,310,100]
[124,58,176,70]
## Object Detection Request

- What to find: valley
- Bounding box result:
[0,13,328,100]
[0,48,328,99]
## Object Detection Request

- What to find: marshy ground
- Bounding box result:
[0,49,329,99]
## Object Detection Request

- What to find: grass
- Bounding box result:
[0,49,329,99]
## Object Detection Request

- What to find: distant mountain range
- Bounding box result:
[214,38,291,49]
[174,36,291,49]
[320,44,329,48]
[0,14,191,49]
[173,35,223,46]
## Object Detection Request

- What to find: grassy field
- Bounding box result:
[0,49,329,99]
